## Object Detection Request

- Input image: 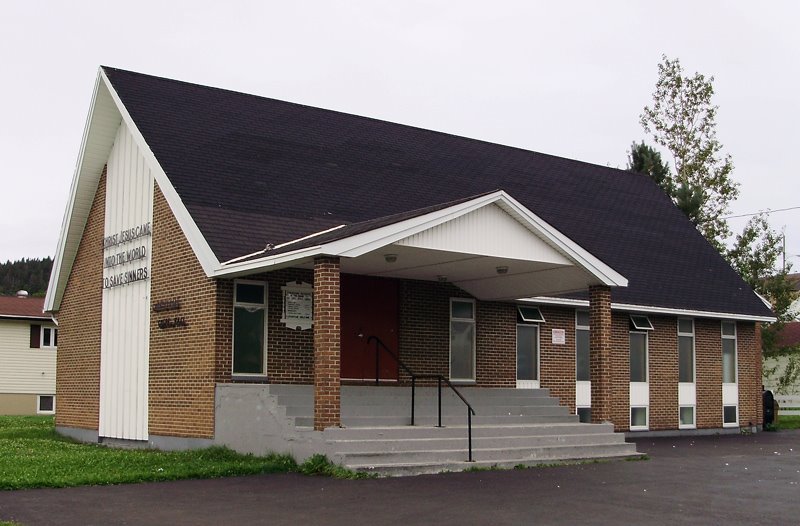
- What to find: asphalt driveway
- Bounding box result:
[1,430,798,525]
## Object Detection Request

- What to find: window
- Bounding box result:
[629,332,647,383]
[516,324,539,382]
[680,406,694,426]
[517,305,545,323]
[576,311,590,381]
[629,315,654,331]
[721,321,737,384]
[678,319,694,383]
[233,280,267,375]
[37,395,55,414]
[450,298,476,381]
[29,324,41,348]
[723,405,738,425]
[42,327,58,348]
[631,407,648,428]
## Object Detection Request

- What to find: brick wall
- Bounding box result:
[213,269,315,385]
[696,318,723,428]
[737,321,761,427]
[313,257,341,430]
[539,306,578,411]
[148,184,219,438]
[647,315,678,431]
[54,169,105,431]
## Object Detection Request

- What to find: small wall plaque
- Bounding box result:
[551,328,566,345]
[281,281,313,330]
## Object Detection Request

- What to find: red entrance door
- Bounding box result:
[340,275,399,381]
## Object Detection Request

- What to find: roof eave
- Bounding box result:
[213,191,628,290]
[523,296,776,323]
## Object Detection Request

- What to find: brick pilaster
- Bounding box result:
[589,285,613,424]
[313,256,341,431]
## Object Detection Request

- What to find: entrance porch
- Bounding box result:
[214,383,639,475]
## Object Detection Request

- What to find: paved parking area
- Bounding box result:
[1,430,798,525]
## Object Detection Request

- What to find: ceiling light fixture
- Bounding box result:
[384,253,398,263]
[496,266,509,275]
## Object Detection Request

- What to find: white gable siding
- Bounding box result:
[396,204,572,265]
[99,122,153,441]
[0,320,57,394]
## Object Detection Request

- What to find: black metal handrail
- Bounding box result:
[366,335,476,462]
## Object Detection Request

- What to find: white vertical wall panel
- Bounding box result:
[396,204,572,265]
[629,382,649,407]
[722,383,738,406]
[575,381,591,407]
[99,123,153,441]
[678,382,696,406]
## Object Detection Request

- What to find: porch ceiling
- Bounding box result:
[337,244,595,301]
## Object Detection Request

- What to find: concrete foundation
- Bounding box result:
[213,383,324,461]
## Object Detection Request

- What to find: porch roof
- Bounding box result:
[216,190,627,300]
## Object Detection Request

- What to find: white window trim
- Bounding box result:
[449,298,476,383]
[679,405,696,429]
[37,395,55,415]
[232,279,269,377]
[515,323,540,384]
[41,326,57,349]
[723,405,739,427]
[677,318,695,383]
[630,314,654,331]
[629,330,649,383]
[575,310,590,382]
[721,321,738,428]
[517,305,545,323]
[629,330,649,431]
[721,320,738,385]
[630,406,649,431]
[677,318,696,429]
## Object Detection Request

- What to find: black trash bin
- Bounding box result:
[763,387,775,428]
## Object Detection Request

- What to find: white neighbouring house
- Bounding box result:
[0,292,58,415]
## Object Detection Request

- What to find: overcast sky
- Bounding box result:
[1,1,798,269]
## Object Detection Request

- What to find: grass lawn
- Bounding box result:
[0,416,363,491]
[776,415,800,430]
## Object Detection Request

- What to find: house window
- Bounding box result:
[29,324,41,348]
[678,319,694,383]
[517,305,545,323]
[450,298,476,381]
[723,405,738,425]
[631,407,648,428]
[233,280,268,375]
[678,318,696,428]
[37,395,55,414]
[42,327,58,348]
[630,315,654,331]
[680,406,694,426]
[721,321,737,384]
[576,311,590,382]
[629,332,648,383]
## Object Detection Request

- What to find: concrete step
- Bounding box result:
[328,432,628,454]
[323,422,616,440]
[284,403,569,418]
[346,445,642,476]
[343,442,640,473]
[296,413,579,427]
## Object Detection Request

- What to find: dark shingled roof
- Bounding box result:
[101,66,772,318]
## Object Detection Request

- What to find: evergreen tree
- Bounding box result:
[0,257,53,296]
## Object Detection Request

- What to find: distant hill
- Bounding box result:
[0,258,53,297]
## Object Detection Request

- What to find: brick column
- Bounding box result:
[313,256,341,431]
[589,285,613,425]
